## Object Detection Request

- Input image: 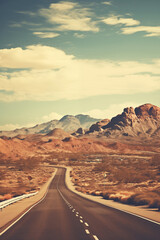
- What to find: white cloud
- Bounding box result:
[74,33,85,38]
[102,1,112,6]
[10,23,22,28]
[0,45,74,69]
[83,102,141,119]
[102,14,160,38]
[0,45,160,102]
[39,1,99,32]
[42,112,63,121]
[33,32,60,38]
[121,26,160,37]
[102,15,140,26]
[10,21,41,28]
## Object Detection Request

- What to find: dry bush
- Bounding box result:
[151,154,160,175]
[92,162,108,172]
[109,167,156,183]
[0,194,12,201]
[0,169,5,180]
[0,186,12,196]
[151,154,160,166]
[124,192,160,209]
[15,156,40,171]
[71,153,160,210]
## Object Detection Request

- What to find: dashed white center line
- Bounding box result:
[85,229,90,234]
[58,181,101,240]
[57,174,101,240]
[93,235,99,240]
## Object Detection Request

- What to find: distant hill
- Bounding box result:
[46,128,72,140]
[0,114,100,137]
[87,104,160,139]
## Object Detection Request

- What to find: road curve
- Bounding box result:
[1,168,160,240]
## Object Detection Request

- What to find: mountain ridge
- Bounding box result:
[86,103,160,139]
[0,114,100,138]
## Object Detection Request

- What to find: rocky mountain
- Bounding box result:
[88,119,110,133]
[0,114,100,138]
[87,104,160,139]
[0,103,160,161]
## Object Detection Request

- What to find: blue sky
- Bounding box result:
[0,0,160,130]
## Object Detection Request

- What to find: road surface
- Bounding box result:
[1,168,160,240]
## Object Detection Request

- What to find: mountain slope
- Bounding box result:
[92,104,160,138]
[0,115,100,137]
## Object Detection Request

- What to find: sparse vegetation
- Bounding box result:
[14,156,41,171]
[71,154,160,210]
[0,156,54,201]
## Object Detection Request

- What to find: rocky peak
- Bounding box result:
[59,115,77,122]
[135,104,160,120]
[76,128,85,135]
[124,107,135,114]
[89,119,110,132]
[104,103,160,131]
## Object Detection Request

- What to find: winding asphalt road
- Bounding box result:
[1,168,160,240]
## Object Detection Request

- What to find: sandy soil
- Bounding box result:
[65,167,160,224]
[0,169,57,233]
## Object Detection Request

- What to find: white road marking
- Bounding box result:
[85,229,90,234]
[93,235,99,240]
[85,222,89,227]
[56,169,101,240]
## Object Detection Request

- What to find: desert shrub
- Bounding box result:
[0,169,5,180]
[151,154,160,176]
[92,162,109,172]
[126,192,160,208]
[11,186,37,197]
[103,190,115,200]
[28,175,33,181]
[0,186,12,196]
[15,156,40,171]
[149,199,160,209]
[125,193,149,206]
[0,194,12,202]
[151,154,160,167]
[107,164,157,183]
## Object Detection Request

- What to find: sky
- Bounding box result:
[0,0,160,130]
